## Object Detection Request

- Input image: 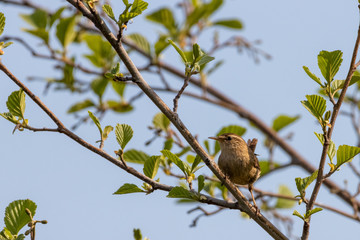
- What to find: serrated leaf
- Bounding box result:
[113,183,144,194]
[103,4,116,21]
[91,77,108,98]
[167,186,198,200]
[168,39,187,63]
[88,111,102,134]
[6,90,26,119]
[146,8,177,34]
[214,125,246,154]
[303,66,322,86]
[336,145,360,168]
[124,149,149,164]
[133,229,142,240]
[275,185,295,209]
[4,199,37,235]
[213,19,243,29]
[293,210,305,220]
[197,175,205,193]
[56,16,76,48]
[272,114,300,132]
[191,155,202,173]
[115,123,133,149]
[301,95,326,124]
[20,9,48,29]
[67,99,95,113]
[143,155,160,179]
[0,13,5,36]
[152,112,170,131]
[0,112,19,124]
[161,149,187,175]
[317,50,343,83]
[127,33,151,55]
[102,125,113,140]
[305,207,323,219]
[295,170,318,195]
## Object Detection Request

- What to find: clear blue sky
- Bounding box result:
[1,0,360,239]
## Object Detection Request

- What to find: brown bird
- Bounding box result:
[209,133,261,210]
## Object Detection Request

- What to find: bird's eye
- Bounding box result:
[226,136,232,140]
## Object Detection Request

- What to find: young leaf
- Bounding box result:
[213,19,243,29]
[259,161,281,177]
[103,4,116,22]
[295,170,318,195]
[0,12,5,36]
[124,149,149,164]
[336,145,360,168]
[292,210,305,220]
[163,139,173,150]
[133,229,142,240]
[112,81,126,98]
[88,111,102,135]
[143,156,160,179]
[197,175,205,193]
[167,186,198,200]
[317,50,343,83]
[56,16,76,48]
[127,33,151,55]
[67,99,95,113]
[303,66,323,86]
[49,7,66,27]
[198,55,215,66]
[91,77,108,98]
[113,183,144,194]
[301,95,326,124]
[0,112,19,124]
[20,9,48,29]
[4,199,37,236]
[102,125,114,140]
[115,123,133,149]
[314,132,336,163]
[146,8,177,34]
[6,89,26,119]
[152,112,170,131]
[168,39,188,63]
[275,185,295,209]
[272,114,300,132]
[305,207,323,219]
[191,155,202,173]
[161,149,186,175]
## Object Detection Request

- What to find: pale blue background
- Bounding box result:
[1,0,360,239]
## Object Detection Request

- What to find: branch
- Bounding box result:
[301,5,360,240]
[64,1,288,239]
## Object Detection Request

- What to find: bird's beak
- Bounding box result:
[208,136,220,141]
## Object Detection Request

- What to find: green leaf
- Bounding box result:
[67,99,95,113]
[152,112,170,131]
[336,145,360,168]
[185,0,223,28]
[303,66,322,86]
[83,34,116,68]
[301,95,326,125]
[292,210,305,220]
[102,125,114,141]
[91,77,108,98]
[295,170,318,195]
[198,55,215,66]
[23,28,49,44]
[314,132,336,163]
[143,155,160,179]
[115,123,133,149]
[146,8,177,34]
[275,185,295,209]
[330,75,360,94]
[0,12,5,36]
[119,0,148,25]
[272,114,300,132]
[49,7,66,27]
[197,175,205,193]
[168,39,187,63]
[6,89,26,119]
[133,229,142,240]
[103,4,116,22]
[113,183,144,194]
[88,111,102,134]
[20,9,48,29]
[161,149,187,175]
[124,149,149,164]
[167,186,198,200]
[4,199,37,235]
[317,50,343,83]
[214,125,246,154]
[258,161,281,177]
[191,155,202,173]
[127,33,151,55]
[0,112,19,124]
[163,139,173,150]
[56,16,76,48]
[107,100,134,113]
[112,81,126,98]
[213,19,243,29]
[154,35,170,56]
[305,207,323,219]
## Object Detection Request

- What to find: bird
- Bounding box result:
[209,133,261,210]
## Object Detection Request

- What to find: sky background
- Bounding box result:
[1,0,360,239]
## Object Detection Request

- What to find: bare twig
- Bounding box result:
[173,74,192,112]
[187,206,224,227]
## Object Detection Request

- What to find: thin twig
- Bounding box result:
[187,206,224,227]
[173,74,192,112]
